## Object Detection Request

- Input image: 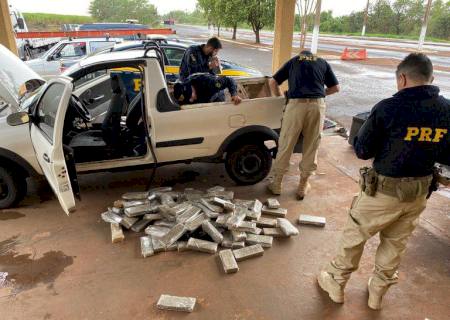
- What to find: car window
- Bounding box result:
[57,42,87,59]
[74,70,108,88]
[89,41,115,53]
[36,83,65,143]
[164,47,185,66]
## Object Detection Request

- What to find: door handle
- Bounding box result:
[43,153,50,163]
[89,95,105,103]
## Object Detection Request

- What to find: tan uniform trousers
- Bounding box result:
[326,190,428,292]
[273,98,326,177]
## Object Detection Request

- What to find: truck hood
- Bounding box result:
[0,45,45,115]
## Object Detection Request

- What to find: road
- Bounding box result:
[174,25,450,128]
[176,24,450,68]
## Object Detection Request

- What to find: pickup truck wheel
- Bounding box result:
[0,167,27,209]
[225,143,272,185]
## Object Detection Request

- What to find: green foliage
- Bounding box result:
[223,0,247,28]
[198,0,275,43]
[428,0,450,39]
[368,0,395,34]
[22,12,94,29]
[89,0,159,26]
[245,0,276,32]
[191,0,449,41]
[320,0,449,40]
[162,10,207,25]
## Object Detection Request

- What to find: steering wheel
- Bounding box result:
[70,94,92,122]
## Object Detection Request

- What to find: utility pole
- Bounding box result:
[310,0,322,54]
[362,0,370,37]
[418,0,433,51]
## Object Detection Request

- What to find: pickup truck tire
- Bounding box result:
[0,167,27,209]
[225,143,272,185]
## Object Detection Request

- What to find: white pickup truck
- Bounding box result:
[2,44,302,214]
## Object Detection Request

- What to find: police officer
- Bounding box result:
[318,53,450,310]
[173,73,242,105]
[268,50,340,199]
[179,37,222,81]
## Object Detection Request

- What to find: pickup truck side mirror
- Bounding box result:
[47,55,55,61]
[7,112,30,126]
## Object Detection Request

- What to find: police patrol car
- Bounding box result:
[59,39,264,82]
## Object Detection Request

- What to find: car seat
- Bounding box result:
[125,92,143,135]
[101,74,126,146]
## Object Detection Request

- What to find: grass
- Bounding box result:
[321,31,450,44]
[23,12,94,29]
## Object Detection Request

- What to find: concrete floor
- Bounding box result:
[0,135,449,320]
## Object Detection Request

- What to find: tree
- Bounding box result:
[89,0,159,26]
[245,0,275,43]
[347,11,365,33]
[392,0,411,34]
[223,0,247,40]
[197,0,223,35]
[163,10,207,25]
[296,0,316,49]
[429,0,450,39]
[368,0,395,34]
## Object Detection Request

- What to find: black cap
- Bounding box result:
[173,82,192,104]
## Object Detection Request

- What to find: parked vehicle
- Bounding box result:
[25,38,122,76]
[78,23,150,40]
[9,4,59,60]
[78,22,150,31]
[1,43,299,213]
[164,19,175,25]
[61,24,80,32]
[60,40,265,82]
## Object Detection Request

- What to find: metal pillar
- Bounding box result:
[0,0,18,55]
[272,0,296,74]
[310,0,322,54]
[418,0,433,51]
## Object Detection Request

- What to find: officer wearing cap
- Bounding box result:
[173,73,242,105]
[268,50,340,200]
[318,53,450,310]
[179,37,222,81]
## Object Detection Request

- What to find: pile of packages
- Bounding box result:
[101,186,324,274]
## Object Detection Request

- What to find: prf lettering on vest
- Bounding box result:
[133,78,142,92]
[404,127,448,142]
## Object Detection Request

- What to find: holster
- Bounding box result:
[427,167,442,199]
[359,167,378,197]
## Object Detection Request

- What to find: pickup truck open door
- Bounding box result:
[29,77,78,215]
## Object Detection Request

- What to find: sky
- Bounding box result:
[9,0,370,17]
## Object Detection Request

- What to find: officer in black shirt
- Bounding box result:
[268,50,339,199]
[173,73,242,105]
[318,53,450,310]
[179,37,222,81]
[354,80,449,177]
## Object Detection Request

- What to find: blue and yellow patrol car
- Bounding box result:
[61,39,264,98]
